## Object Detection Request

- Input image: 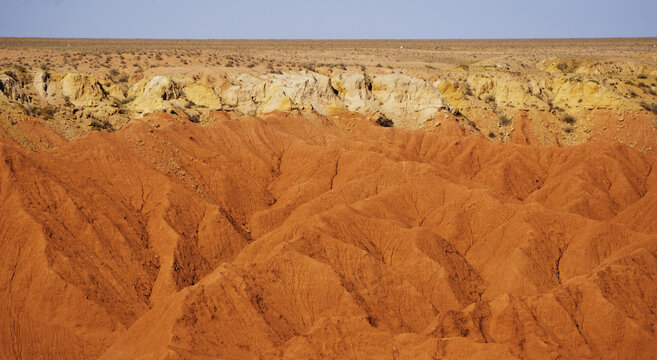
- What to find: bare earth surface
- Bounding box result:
[1,38,657,359]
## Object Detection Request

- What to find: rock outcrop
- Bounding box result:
[1,53,657,151]
[61,73,108,107]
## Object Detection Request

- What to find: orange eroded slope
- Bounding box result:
[1,112,656,359]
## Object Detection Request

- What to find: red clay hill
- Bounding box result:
[0,109,656,359]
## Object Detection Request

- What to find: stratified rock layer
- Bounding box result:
[1,111,656,359]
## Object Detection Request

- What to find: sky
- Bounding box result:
[0,0,656,39]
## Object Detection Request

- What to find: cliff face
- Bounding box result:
[1,111,656,359]
[2,54,657,152]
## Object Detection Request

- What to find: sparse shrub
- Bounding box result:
[375,115,394,127]
[639,102,657,114]
[561,114,576,124]
[90,118,114,132]
[462,83,473,96]
[488,131,496,138]
[638,74,648,79]
[484,94,496,103]
[563,126,573,133]
[499,115,511,126]
[556,63,568,72]
[24,104,58,120]
[108,68,120,78]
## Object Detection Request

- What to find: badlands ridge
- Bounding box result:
[1,39,657,359]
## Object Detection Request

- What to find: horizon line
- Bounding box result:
[2,36,657,42]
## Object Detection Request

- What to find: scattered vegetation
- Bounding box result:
[375,115,394,127]
[484,94,496,103]
[90,118,114,132]
[499,115,511,126]
[3,70,16,80]
[24,104,58,120]
[555,63,569,72]
[561,114,576,124]
[462,83,473,97]
[639,102,657,114]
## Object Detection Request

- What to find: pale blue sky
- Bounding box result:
[1,0,655,39]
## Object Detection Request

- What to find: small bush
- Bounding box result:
[488,131,496,138]
[484,94,496,103]
[108,68,120,78]
[462,83,473,96]
[25,104,58,120]
[375,115,394,127]
[561,115,576,124]
[638,74,648,79]
[499,115,511,126]
[556,63,568,72]
[639,102,657,114]
[563,126,573,133]
[90,118,114,132]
